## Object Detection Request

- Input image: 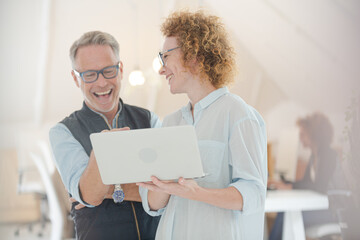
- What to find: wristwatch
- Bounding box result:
[112,184,125,203]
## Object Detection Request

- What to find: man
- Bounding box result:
[49,31,160,240]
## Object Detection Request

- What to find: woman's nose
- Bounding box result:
[158,65,166,75]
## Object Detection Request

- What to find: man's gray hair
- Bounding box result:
[69,31,120,69]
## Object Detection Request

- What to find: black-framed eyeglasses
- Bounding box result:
[73,63,120,83]
[158,47,180,66]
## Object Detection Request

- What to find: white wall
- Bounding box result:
[0,0,43,125]
[1,0,359,149]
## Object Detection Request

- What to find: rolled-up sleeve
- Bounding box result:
[49,123,94,207]
[228,117,267,215]
[150,112,162,128]
[139,186,165,216]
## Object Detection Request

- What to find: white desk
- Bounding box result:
[265,190,329,240]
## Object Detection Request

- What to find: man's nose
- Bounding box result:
[96,72,108,86]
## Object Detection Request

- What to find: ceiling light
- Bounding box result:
[129,70,145,86]
[152,57,161,73]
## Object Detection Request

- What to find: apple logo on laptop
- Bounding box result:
[138,148,157,163]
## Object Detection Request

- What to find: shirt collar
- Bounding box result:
[85,99,123,128]
[182,87,229,113]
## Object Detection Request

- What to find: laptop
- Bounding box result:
[90,125,205,184]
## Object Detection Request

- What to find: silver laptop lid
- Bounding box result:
[90,125,205,184]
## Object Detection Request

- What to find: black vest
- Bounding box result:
[61,99,151,156]
[61,100,159,240]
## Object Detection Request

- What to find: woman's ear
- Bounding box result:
[187,57,200,74]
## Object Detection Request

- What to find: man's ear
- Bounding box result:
[71,70,81,88]
[118,61,124,80]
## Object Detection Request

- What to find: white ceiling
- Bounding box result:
[207,0,360,113]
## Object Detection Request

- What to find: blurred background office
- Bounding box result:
[0,0,359,239]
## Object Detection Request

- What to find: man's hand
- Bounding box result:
[102,127,130,133]
[79,127,131,206]
[69,197,86,210]
[122,183,141,202]
[103,127,142,202]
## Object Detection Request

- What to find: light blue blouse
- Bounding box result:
[140,87,267,240]
[49,103,161,207]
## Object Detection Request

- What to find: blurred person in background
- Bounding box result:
[268,112,338,240]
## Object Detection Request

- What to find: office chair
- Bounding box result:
[305,160,353,240]
[15,133,48,237]
[38,139,75,238]
[29,151,64,240]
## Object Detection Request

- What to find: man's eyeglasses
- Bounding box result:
[158,47,180,67]
[73,63,120,83]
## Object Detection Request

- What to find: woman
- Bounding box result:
[268,112,338,240]
[137,10,267,239]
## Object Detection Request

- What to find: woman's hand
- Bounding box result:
[139,176,245,210]
[138,176,201,200]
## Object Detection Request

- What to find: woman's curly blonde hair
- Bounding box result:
[161,10,236,88]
